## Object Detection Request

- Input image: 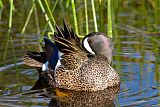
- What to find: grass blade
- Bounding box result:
[38,0,55,36]
[9,0,17,70]
[0,0,3,20]
[43,0,56,25]
[66,0,70,8]
[21,0,36,34]
[107,0,113,38]
[71,0,79,35]
[91,0,98,32]
[84,0,89,34]
[39,0,58,43]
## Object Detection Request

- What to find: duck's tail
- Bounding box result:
[23,38,59,90]
[23,50,46,68]
[23,38,59,70]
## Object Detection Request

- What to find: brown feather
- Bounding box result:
[23,55,43,67]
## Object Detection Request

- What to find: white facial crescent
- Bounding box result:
[83,37,95,54]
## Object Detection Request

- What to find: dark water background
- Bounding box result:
[0,1,160,107]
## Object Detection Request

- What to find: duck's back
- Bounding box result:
[51,23,120,91]
[54,55,120,91]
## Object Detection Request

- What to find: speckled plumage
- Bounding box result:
[54,55,120,91]
[50,22,120,91]
[23,22,120,92]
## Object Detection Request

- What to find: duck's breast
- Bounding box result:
[79,55,120,91]
[54,56,120,91]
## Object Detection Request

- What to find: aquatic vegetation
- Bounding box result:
[0,0,160,106]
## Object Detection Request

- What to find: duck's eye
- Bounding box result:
[87,54,95,58]
[88,39,92,44]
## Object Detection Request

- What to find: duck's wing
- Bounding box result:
[44,38,59,70]
[23,51,47,67]
[53,21,88,70]
[23,38,59,70]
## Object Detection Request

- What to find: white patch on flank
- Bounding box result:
[55,60,61,69]
[83,37,95,54]
[58,51,63,60]
[52,51,63,69]
[42,61,49,71]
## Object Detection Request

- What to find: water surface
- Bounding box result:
[0,1,160,107]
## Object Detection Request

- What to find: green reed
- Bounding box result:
[153,0,160,31]
[21,0,36,34]
[107,0,113,38]
[4,0,117,62]
[38,0,56,39]
[42,0,56,25]
[9,0,17,69]
[21,0,57,41]
[20,0,117,39]
[40,0,58,42]
[150,36,160,85]
[71,0,79,35]
[0,0,3,20]
[3,0,18,70]
[34,1,40,35]
[84,0,89,34]
[91,0,98,32]
[3,0,118,67]
[66,0,70,8]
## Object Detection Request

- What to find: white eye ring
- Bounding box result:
[83,37,95,54]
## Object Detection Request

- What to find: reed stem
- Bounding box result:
[0,0,3,20]
[21,0,36,34]
[66,0,70,8]
[39,0,58,43]
[107,0,113,38]
[44,0,56,25]
[84,0,89,34]
[9,0,13,29]
[34,3,40,34]
[38,0,55,34]
[91,0,98,32]
[9,0,17,70]
[71,0,79,35]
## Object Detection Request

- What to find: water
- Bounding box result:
[114,35,160,106]
[0,1,160,107]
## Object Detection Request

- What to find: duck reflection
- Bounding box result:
[46,85,120,107]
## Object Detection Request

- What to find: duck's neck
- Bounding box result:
[99,49,112,64]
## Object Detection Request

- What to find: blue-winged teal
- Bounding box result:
[23,22,120,91]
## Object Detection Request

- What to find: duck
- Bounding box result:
[23,22,120,91]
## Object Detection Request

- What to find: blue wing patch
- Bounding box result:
[44,38,59,70]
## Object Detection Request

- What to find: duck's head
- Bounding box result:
[82,32,114,63]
